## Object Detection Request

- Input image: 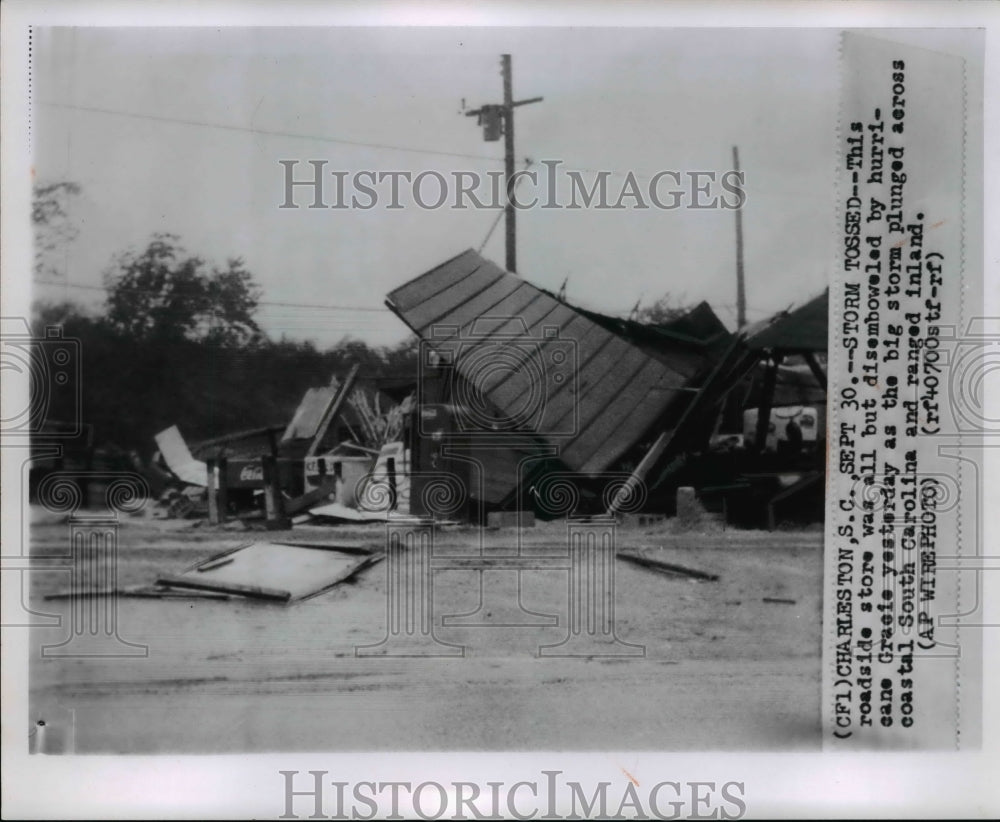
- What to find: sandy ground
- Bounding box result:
[28,512,823,753]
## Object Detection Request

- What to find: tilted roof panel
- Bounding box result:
[387,250,711,474]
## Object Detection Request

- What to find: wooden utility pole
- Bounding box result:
[464,55,542,274]
[733,146,747,329]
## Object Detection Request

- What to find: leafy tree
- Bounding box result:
[30,228,428,456]
[30,298,92,334]
[32,181,81,279]
[103,233,262,346]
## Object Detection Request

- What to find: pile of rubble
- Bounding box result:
[147,248,828,532]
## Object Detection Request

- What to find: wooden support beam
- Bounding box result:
[307,363,361,458]
[261,454,290,530]
[605,430,669,517]
[386,457,398,511]
[804,351,827,391]
[753,354,783,454]
[206,458,219,525]
[217,456,228,522]
[647,335,758,477]
[284,477,340,517]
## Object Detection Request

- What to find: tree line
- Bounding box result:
[33,183,418,456]
[33,293,419,458]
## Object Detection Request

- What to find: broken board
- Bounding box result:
[154,425,208,487]
[157,542,381,602]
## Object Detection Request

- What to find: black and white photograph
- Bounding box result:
[1,3,996,819]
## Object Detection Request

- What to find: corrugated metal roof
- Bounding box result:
[386,249,717,476]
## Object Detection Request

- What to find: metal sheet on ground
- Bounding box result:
[169,542,373,600]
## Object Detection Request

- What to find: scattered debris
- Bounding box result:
[617,551,719,582]
[45,585,230,601]
[307,502,393,523]
[145,252,827,532]
[284,478,339,516]
[762,596,797,605]
[157,486,208,519]
[154,426,208,487]
[270,542,375,556]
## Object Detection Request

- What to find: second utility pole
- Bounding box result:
[733,145,747,329]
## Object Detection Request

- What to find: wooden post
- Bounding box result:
[754,354,783,453]
[733,145,747,329]
[207,458,219,525]
[386,457,397,511]
[261,454,290,530]
[307,363,360,458]
[217,456,228,523]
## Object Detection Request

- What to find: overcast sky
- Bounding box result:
[31,27,873,346]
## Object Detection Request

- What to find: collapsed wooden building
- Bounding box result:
[385,249,828,527]
[149,249,827,529]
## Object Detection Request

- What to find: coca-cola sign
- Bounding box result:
[239,464,263,482]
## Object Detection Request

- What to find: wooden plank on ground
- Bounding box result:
[617,552,719,581]
[156,573,292,601]
[285,477,340,516]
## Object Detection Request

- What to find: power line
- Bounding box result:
[39,101,775,189]
[39,100,506,164]
[32,278,390,313]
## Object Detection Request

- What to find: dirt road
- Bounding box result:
[28,515,822,752]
